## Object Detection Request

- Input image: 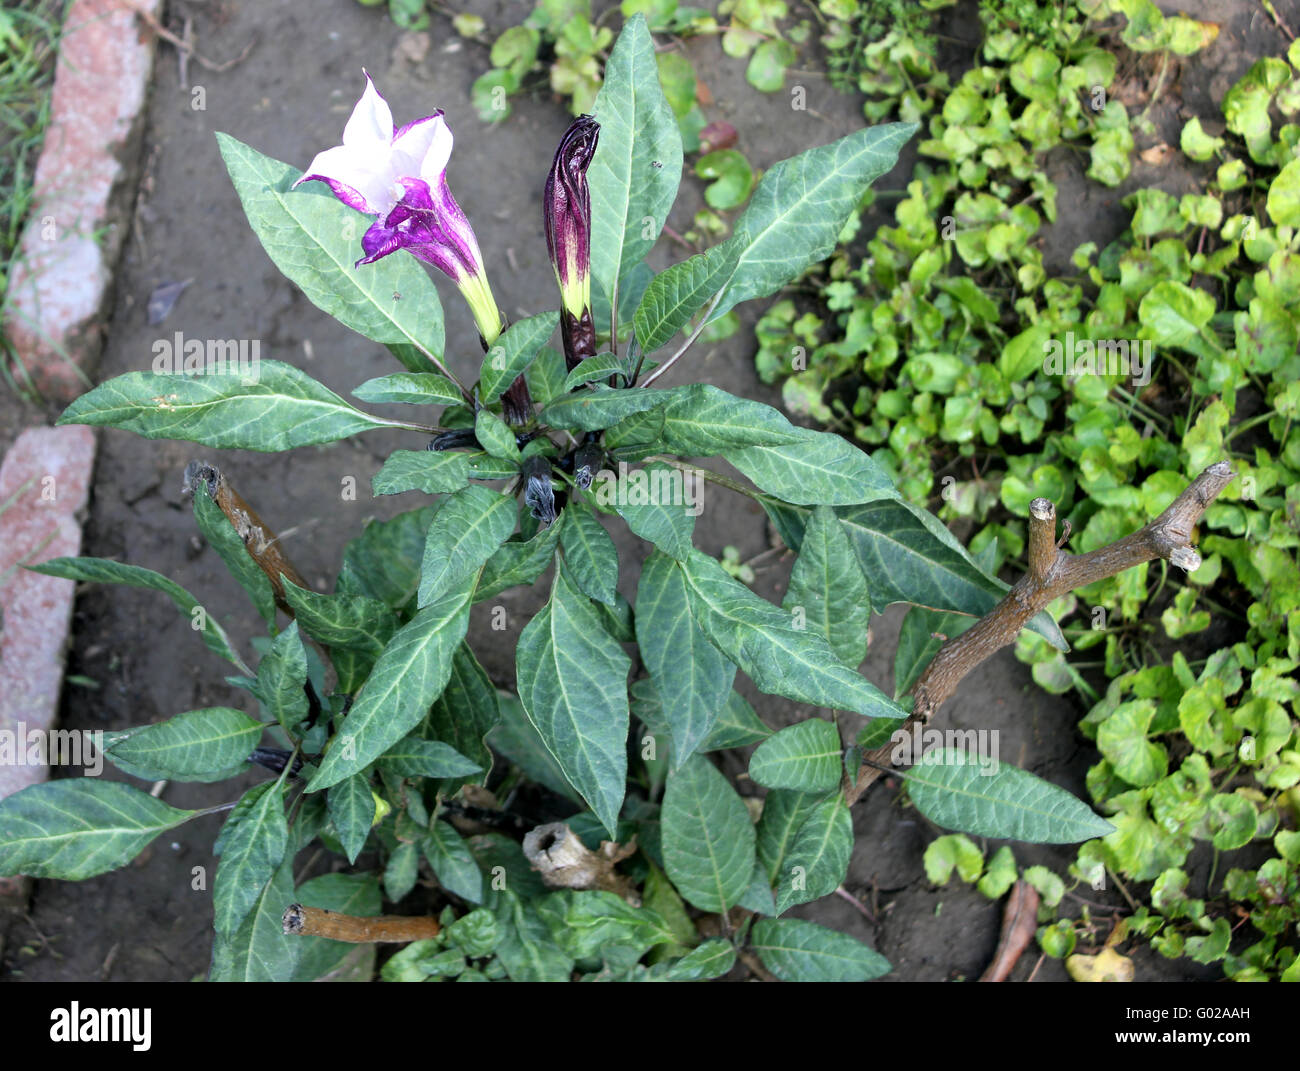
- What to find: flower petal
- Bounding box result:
[393,112,452,182]
[295,145,397,216]
[342,71,394,154]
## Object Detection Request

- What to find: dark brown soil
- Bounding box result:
[1,0,1290,982]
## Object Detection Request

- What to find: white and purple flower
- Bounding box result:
[295,73,502,344]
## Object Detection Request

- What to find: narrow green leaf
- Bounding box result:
[658,384,805,455]
[308,576,475,791]
[379,737,482,779]
[383,841,420,902]
[475,516,564,602]
[762,498,1068,650]
[216,133,445,363]
[209,858,299,982]
[327,775,375,865]
[757,789,821,885]
[418,485,517,607]
[353,372,463,406]
[783,505,870,666]
[479,311,560,400]
[213,782,289,935]
[710,122,918,322]
[372,450,471,496]
[474,408,520,461]
[31,557,249,673]
[515,561,631,835]
[58,361,398,451]
[749,719,843,793]
[253,621,310,734]
[539,384,678,432]
[0,780,195,881]
[421,643,499,792]
[525,347,568,407]
[487,692,584,804]
[679,550,906,719]
[192,486,276,627]
[423,819,483,903]
[665,939,737,980]
[725,428,895,506]
[563,352,625,392]
[559,503,619,606]
[281,579,399,693]
[588,14,683,302]
[106,708,262,782]
[751,918,891,981]
[636,551,736,765]
[633,239,740,353]
[905,749,1117,843]
[336,505,438,610]
[661,754,756,913]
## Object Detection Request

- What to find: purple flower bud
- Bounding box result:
[543,116,600,371]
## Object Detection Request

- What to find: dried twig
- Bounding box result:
[978,879,1040,982]
[123,2,258,72]
[282,904,441,944]
[847,460,1235,804]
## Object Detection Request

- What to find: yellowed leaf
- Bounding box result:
[1066,946,1135,982]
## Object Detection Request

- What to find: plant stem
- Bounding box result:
[640,290,725,388]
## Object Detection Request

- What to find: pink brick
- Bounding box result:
[0,426,97,836]
[4,0,161,402]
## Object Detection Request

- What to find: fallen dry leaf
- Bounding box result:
[1066,946,1135,982]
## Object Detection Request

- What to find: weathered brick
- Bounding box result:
[0,425,96,899]
[4,0,161,402]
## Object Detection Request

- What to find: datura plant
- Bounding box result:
[0,17,1232,982]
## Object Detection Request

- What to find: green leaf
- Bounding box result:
[696,149,756,210]
[383,841,420,902]
[327,775,375,864]
[905,749,1116,843]
[281,580,399,694]
[756,788,821,885]
[421,643,500,792]
[706,690,773,750]
[636,551,737,765]
[1137,280,1215,348]
[893,607,974,698]
[209,858,299,981]
[749,719,843,793]
[487,692,584,804]
[291,872,382,981]
[308,576,476,791]
[1266,157,1300,228]
[559,502,620,606]
[31,557,250,673]
[710,122,918,322]
[588,14,683,304]
[418,485,517,607]
[726,428,895,507]
[216,133,444,365]
[746,39,795,93]
[539,889,676,961]
[213,782,289,935]
[658,384,805,455]
[192,486,276,627]
[678,550,906,719]
[610,462,697,560]
[253,621,310,735]
[665,939,737,980]
[1096,699,1167,786]
[106,708,262,783]
[475,408,520,461]
[633,240,741,353]
[353,372,463,406]
[495,891,575,981]
[475,517,564,602]
[336,505,438,610]
[423,819,483,903]
[661,753,756,913]
[58,360,399,451]
[372,450,471,496]
[515,562,631,835]
[479,311,560,401]
[539,384,677,432]
[762,498,1067,650]
[751,918,891,981]
[0,780,195,881]
[380,737,482,779]
[774,792,853,915]
[525,346,568,407]
[782,505,870,666]
[563,352,625,391]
